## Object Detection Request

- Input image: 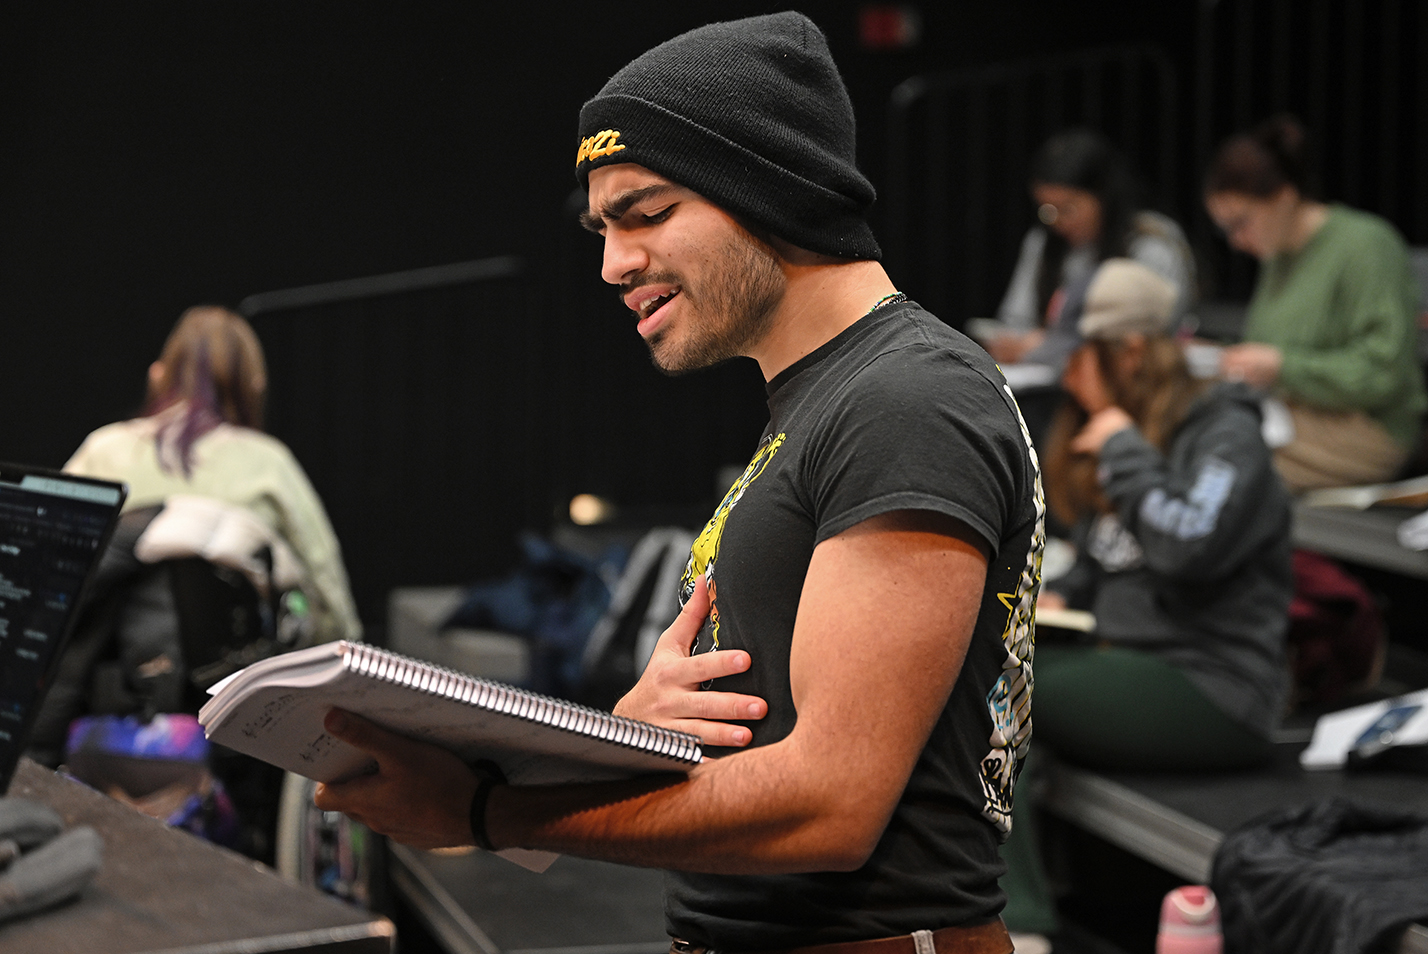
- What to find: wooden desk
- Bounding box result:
[0,758,394,954]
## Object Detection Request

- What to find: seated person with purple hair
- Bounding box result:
[63,305,361,643]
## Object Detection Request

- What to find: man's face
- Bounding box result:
[582,164,786,374]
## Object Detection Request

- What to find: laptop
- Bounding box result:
[0,462,126,793]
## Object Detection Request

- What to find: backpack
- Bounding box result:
[1287,550,1386,708]
[576,527,695,710]
[443,531,616,698]
[30,501,313,757]
[26,499,314,863]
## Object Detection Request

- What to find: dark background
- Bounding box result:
[3,1,1423,628]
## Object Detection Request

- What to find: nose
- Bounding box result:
[601,229,648,286]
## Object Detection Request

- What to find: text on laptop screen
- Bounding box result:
[0,473,124,789]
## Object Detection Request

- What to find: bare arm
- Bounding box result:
[316,510,988,873]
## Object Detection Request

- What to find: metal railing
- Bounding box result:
[243,256,538,628]
[239,256,522,318]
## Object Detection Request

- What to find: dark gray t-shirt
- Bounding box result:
[665,301,1045,950]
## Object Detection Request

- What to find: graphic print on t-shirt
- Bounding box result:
[978,384,1045,834]
[680,433,785,654]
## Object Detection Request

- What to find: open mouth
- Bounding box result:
[638,289,679,320]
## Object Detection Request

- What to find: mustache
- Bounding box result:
[617,271,683,303]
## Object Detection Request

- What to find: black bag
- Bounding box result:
[443,532,614,697]
[29,505,294,763]
[24,504,300,864]
[1210,796,1428,954]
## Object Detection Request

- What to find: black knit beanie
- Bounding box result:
[575,11,881,261]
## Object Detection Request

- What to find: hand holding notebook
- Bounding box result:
[199,641,704,870]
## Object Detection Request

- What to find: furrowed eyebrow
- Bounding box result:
[580,184,679,233]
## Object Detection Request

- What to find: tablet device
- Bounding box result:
[0,463,126,793]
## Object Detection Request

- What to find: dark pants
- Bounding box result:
[1000,645,1273,933]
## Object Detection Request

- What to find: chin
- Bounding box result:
[646,334,691,376]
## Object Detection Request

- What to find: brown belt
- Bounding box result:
[672,920,1014,954]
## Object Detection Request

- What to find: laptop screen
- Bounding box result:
[0,464,125,793]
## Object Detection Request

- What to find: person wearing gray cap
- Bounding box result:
[999,258,1294,938]
[312,12,1043,954]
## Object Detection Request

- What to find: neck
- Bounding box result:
[1284,198,1329,253]
[748,253,898,380]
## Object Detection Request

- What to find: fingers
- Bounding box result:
[313,781,358,816]
[311,716,481,849]
[688,690,767,722]
[614,574,772,748]
[686,574,709,613]
[324,708,401,757]
[657,575,711,656]
[687,719,755,748]
[655,690,767,748]
[667,647,753,683]
[666,689,767,747]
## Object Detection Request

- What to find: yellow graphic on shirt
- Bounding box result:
[679,433,785,651]
[978,384,1045,835]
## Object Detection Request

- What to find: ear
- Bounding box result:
[147,361,166,391]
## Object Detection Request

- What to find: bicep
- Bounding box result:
[785,511,989,814]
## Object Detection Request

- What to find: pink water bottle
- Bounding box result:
[1156,885,1223,954]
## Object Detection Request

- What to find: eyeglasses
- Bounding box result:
[1037,195,1090,226]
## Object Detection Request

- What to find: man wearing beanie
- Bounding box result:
[316,13,1041,954]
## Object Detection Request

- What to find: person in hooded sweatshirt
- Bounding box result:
[1000,258,1293,943]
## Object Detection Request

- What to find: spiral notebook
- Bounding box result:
[199,641,702,872]
[198,640,702,788]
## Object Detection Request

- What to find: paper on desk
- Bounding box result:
[1034,606,1096,633]
[1299,688,1428,769]
[1182,341,1223,380]
[964,318,1006,343]
[1259,397,1295,449]
[999,363,1059,393]
[1301,474,1428,510]
[1397,509,1428,550]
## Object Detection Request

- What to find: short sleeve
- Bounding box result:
[802,347,1028,552]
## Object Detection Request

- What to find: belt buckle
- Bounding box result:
[671,938,708,954]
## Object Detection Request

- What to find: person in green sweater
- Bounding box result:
[1203,115,1426,491]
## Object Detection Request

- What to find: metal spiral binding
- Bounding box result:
[338,641,702,764]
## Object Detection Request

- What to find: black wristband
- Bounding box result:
[469,776,499,852]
